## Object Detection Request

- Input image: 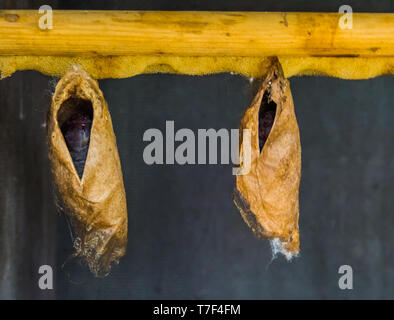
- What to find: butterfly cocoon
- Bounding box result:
[233,57,301,257]
[47,67,127,276]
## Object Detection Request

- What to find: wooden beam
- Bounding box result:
[0,10,393,57]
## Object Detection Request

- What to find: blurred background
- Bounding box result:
[1,0,394,299]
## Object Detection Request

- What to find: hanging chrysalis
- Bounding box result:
[47,67,128,276]
[233,57,301,257]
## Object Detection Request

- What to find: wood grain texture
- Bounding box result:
[0,10,393,57]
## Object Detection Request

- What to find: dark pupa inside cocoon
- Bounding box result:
[258,90,276,152]
[57,98,93,179]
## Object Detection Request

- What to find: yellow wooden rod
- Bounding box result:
[0,10,393,57]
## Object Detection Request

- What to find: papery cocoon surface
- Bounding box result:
[47,67,127,276]
[233,57,301,255]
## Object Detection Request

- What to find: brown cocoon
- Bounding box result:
[233,57,301,256]
[47,67,127,276]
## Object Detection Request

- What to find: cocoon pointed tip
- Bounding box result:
[234,57,301,256]
[47,67,128,277]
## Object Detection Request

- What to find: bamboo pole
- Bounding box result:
[0,10,394,57]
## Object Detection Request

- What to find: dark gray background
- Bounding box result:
[1,0,394,300]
